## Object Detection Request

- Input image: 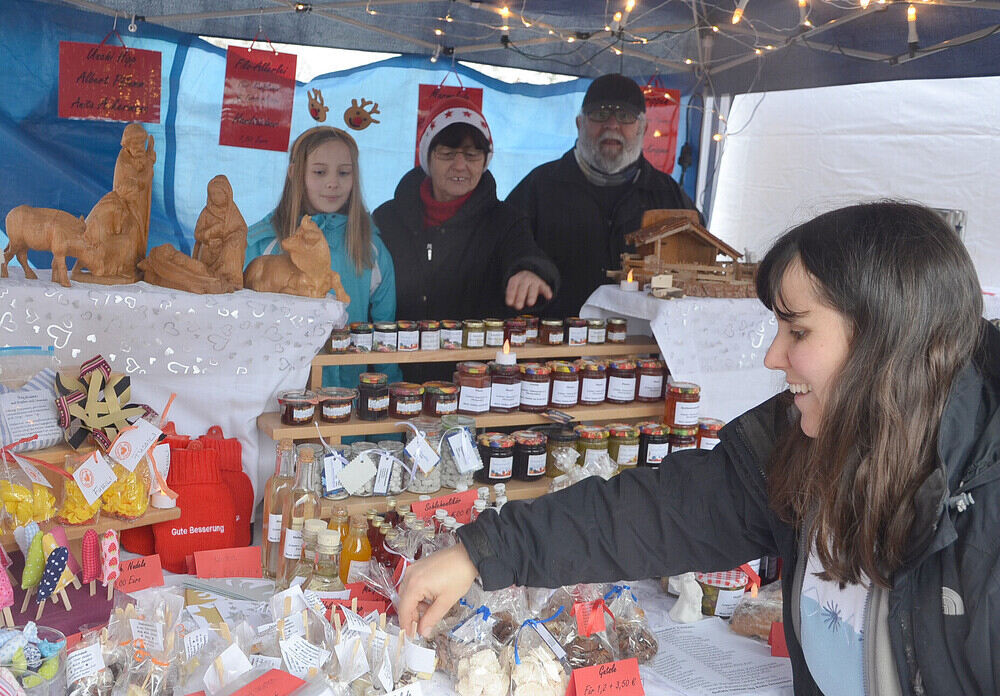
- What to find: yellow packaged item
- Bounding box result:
[0,475,56,530]
[100,461,150,520]
[57,454,101,525]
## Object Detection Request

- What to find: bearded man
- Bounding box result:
[506,73,700,316]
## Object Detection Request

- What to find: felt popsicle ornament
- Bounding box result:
[81,529,101,596]
[35,546,68,620]
[0,542,12,586]
[0,567,13,627]
[101,529,119,601]
[41,533,80,595]
[19,533,44,615]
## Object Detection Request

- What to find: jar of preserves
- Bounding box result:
[607,423,640,469]
[636,358,666,402]
[576,359,607,405]
[418,320,441,351]
[422,381,458,417]
[406,417,443,494]
[277,390,317,425]
[545,428,578,477]
[518,362,552,413]
[328,327,351,353]
[439,414,477,489]
[586,319,607,344]
[349,321,373,352]
[574,425,609,465]
[607,317,628,343]
[697,418,725,450]
[357,373,389,421]
[475,433,515,483]
[397,320,419,351]
[606,359,637,404]
[512,430,548,481]
[389,382,424,419]
[566,317,588,346]
[519,315,539,343]
[317,387,357,423]
[456,361,491,415]
[539,319,564,345]
[488,362,521,413]
[547,360,579,408]
[484,319,505,347]
[637,422,670,468]
[373,321,398,352]
[462,320,486,348]
[665,382,701,427]
[503,318,527,347]
[669,425,699,453]
[441,320,463,349]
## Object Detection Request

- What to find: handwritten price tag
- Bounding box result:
[227,669,304,696]
[115,555,164,593]
[194,546,263,579]
[409,489,478,524]
[566,658,644,696]
[110,418,162,472]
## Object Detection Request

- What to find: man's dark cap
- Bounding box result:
[582,73,646,114]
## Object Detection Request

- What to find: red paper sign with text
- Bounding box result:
[194,546,263,579]
[573,600,610,637]
[409,488,478,524]
[114,554,164,593]
[565,658,644,696]
[641,83,681,175]
[228,669,303,696]
[345,582,389,603]
[415,84,484,166]
[220,46,296,152]
[58,41,161,122]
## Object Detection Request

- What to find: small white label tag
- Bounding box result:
[110,418,162,472]
[405,435,440,474]
[339,453,377,496]
[249,654,283,670]
[267,513,283,543]
[282,528,303,561]
[129,619,165,652]
[74,450,118,505]
[404,637,437,674]
[323,452,346,494]
[279,636,330,679]
[276,610,307,640]
[10,452,51,488]
[373,454,393,496]
[447,431,482,474]
[183,628,211,660]
[66,642,105,684]
[532,622,567,660]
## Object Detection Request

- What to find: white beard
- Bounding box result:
[576,129,644,174]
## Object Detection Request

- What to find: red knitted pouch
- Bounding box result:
[197,426,253,547]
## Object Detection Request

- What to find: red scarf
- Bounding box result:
[420,177,472,229]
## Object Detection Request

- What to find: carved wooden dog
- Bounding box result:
[243,216,350,302]
[2,205,93,287]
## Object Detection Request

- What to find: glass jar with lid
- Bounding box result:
[439,414,477,489]
[349,441,378,496]
[519,315,539,343]
[669,425,699,454]
[373,321,398,352]
[462,320,486,348]
[566,317,588,346]
[607,317,628,343]
[606,423,640,470]
[488,362,521,413]
[503,318,527,347]
[441,320,463,349]
[388,382,424,420]
[349,321,373,352]
[321,444,353,500]
[317,387,357,423]
[375,440,407,495]
[697,418,725,450]
[456,361,491,415]
[539,319,565,345]
[418,320,441,351]
[422,381,458,417]
[637,422,669,468]
[405,417,443,494]
[576,359,607,405]
[484,319,505,347]
[397,320,419,351]
[636,358,666,402]
[512,430,548,481]
[665,381,701,427]
[547,360,579,408]
[518,362,552,413]
[277,390,317,426]
[606,359,638,404]
[475,432,515,483]
[545,427,578,477]
[328,327,351,353]
[357,373,389,421]
[586,319,607,344]
[574,425,609,466]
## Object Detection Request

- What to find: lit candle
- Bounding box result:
[620,269,639,292]
[495,339,516,365]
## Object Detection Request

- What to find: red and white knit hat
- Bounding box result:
[417,97,493,173]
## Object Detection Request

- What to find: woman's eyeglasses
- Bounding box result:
[433,148,486,162]
[586,106,640,124]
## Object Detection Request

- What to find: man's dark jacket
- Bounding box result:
[459,320,1000,695]
[505,148,699,317]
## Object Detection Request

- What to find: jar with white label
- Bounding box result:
[328,327,351,353]
[665,382,701,427]
[317,387,357,423]
[439,414,477,489]
[547,360,579,408]
[586,318,606,344]
[636,358,666,402]
[606,317,628,343]
[669,425,698,454]
[606,359,637,404]
[375,440,407,495]
[637,422,670,468]
[475,433,515,483]
[441,320,463,349]
[607,423,640,470]
[389,382,424,420]
[349,321,373,352]
[357,373,389,421]
[484,318,505,347]
[462,320,485,348]
[373,321,398,352]
[422,381,458,417]
[397,320,420,352]
[518,362,552,413]
[539,319,564,345]
[576,359,607,405]
[418,320,441,351]
[456,362,491,415]
[566,317,588,346]
[405,418,442,494]
[489,362,521,413]
[320,444,352,500]
[574,425,610,466]
[512,430,548,481]
[277,390,317,426]
[697,418,725,450]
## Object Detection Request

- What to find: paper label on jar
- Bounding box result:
[67,641,105,684]
[465,332,485,348]
[699,436,721,450]
[583,448,606,466]
[527,453,547,477]
[292,406,313,421]
[322,402,352,419]
[509,333,526,346]
[339,453,377,495]
[435,400,457,415]
[324,452,347,494]
[346,559,370,584]
[367,396,389,412]
[712,587,746,617]
[525,328,538,340]
[488,455,513,479]
[442,329,463,346]
[638,374,664,399]
[675,400,700,426]
[615,443,639,467]
[282,527,303,560]
[490,381,521,409]
[373,330,397,350]
[581,376,607,402]
[351,332,373,350]
[545,331,564,344]
[396,399,422,414]
[420,331,440,351]
[607,376,636,401]
[671,443,697,453]
[646,442,670,465]
[568,326,588,345]
[267,513,283,542]
[550,379,579,406]
[608,330,627,342]
[330,336,351,351]
[520,380,549,407]
[405,434,440,473]
[485,329,505,346]
[458,385,490,413]
[398,330,419,351]
[373,454,392,496]
[588,328,606,343]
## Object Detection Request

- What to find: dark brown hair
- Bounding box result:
[429,123,491,156]
[757,201,983,586]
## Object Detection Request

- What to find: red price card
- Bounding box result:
[220,46,296,152]
[114,554,164,593]
[409,488,478,524]
[228,669,303,696]
[58,41,162,122]
[194,546,263,579]
[565,658,644,696]
[573,600,609,637]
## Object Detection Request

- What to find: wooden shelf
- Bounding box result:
[1,507,181,554]
[258,401,665,442]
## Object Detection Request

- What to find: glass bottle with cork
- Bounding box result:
[276,516,304,591]
[340,515,373,585]
[307,529,345,593]
[262,439,295,579]
[293,518,327,586]
[327,504,349,539]
[277,447,320,585]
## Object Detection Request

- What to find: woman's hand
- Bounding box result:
[397,542,479,638]
[506,270,553,310]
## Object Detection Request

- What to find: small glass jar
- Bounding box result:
[607,423,640,470]
[518,362,552,413]
[484,319,505,347]
[418,320,441,351]
[489,362,521,413]
[349,321,373,352]
[547,360,579,408]
[423,381,458,417]
[397,320,419,351]
[636,358,667,402]
[441,320,463,349]
[456,361,491,415]
[539,319,565,345]
[439,414,477,489]
[574,425,609,465]
[317,386,357,423]
[375,440,407,496]
[545,428,578,477]
[475,433,515,483]
[389,382,424,419]
[350,441,378,496]
[512,430,548,481]
[357,372,389,421]
[328,327,351,353]
[503,318,527,347]
[321,444,353,500]
[405,417,443,494]
[373,321,398,352]
[586,319,607,344]
[277,389,317,425]
[519,315,539,343]
[665,382,701,427]
[566,317,588,346]
[607,317,628,343]
[669,425,699,454]
[638,422,670,468]
[698,418,725,450]
[577,359,607,405]
[463,319,486,348]
[606,359,638,404]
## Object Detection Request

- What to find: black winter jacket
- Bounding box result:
[459,320,1000,695]
[505,149,699,317]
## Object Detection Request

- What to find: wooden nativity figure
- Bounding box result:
[2,206,92,287]
[192,175,247,291]
[72,177,144,284]
[243,215,350,301]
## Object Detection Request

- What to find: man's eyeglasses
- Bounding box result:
[586,106,640,125]
[433,148,487,162]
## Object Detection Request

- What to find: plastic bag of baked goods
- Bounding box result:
[436,598,509,695]
[603,584,659,663]
[542,584,619,670]
[508,608,571,696]
[728,580,783,642]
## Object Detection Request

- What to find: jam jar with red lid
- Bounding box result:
[423,381,458,417]
[574,425,610,465]
[441,320,463,349]
[388,382,424,419]
[512,430,548,481]
[539,319,564,345]
[418,320,441,351]
[456,361,491,415]
[636,358,666,402]
[566,317,588,346]
[606,359,638,404]
[489,362,521,413]
[576,359,607,405]
[665,381,701,427]
[697,418,725,450]
[357,372,389,421]
[475,432,515,483]
[503,318,527,347]
[349,322,373,352]
[277,390,318,425]
[637,421,669,468]
[547,360,579,408]
[317,387,357,423]
[397,320,419,351]
[373,322,397,352]
[669,425,699,453]
[519,315,539,343]
[518,362,552,413]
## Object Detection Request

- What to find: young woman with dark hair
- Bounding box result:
[399,201,999,695]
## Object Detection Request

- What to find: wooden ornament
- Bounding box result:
[73,179,143,285]
[1,206,92,287]
[192,175,247,292]
[138,245,226,294]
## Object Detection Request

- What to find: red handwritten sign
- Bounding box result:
[641,84,680,175]
[415,84,484,166]
[228,669,303,696]
[220,46,296,152]
[345,582,389,603]
[194,546,263,579]
[114,554,164,593]
[409,488,478,524]
[573,600,610,637]
[58,41,161,122]
[565,658,644,696]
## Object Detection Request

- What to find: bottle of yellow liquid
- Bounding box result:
[307,529,345,593]
[277,447,319,583]
[262,440,295,579]
[339,515,372,585]
[327,504,349,541]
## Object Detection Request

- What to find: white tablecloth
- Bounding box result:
[0,268,346,501]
